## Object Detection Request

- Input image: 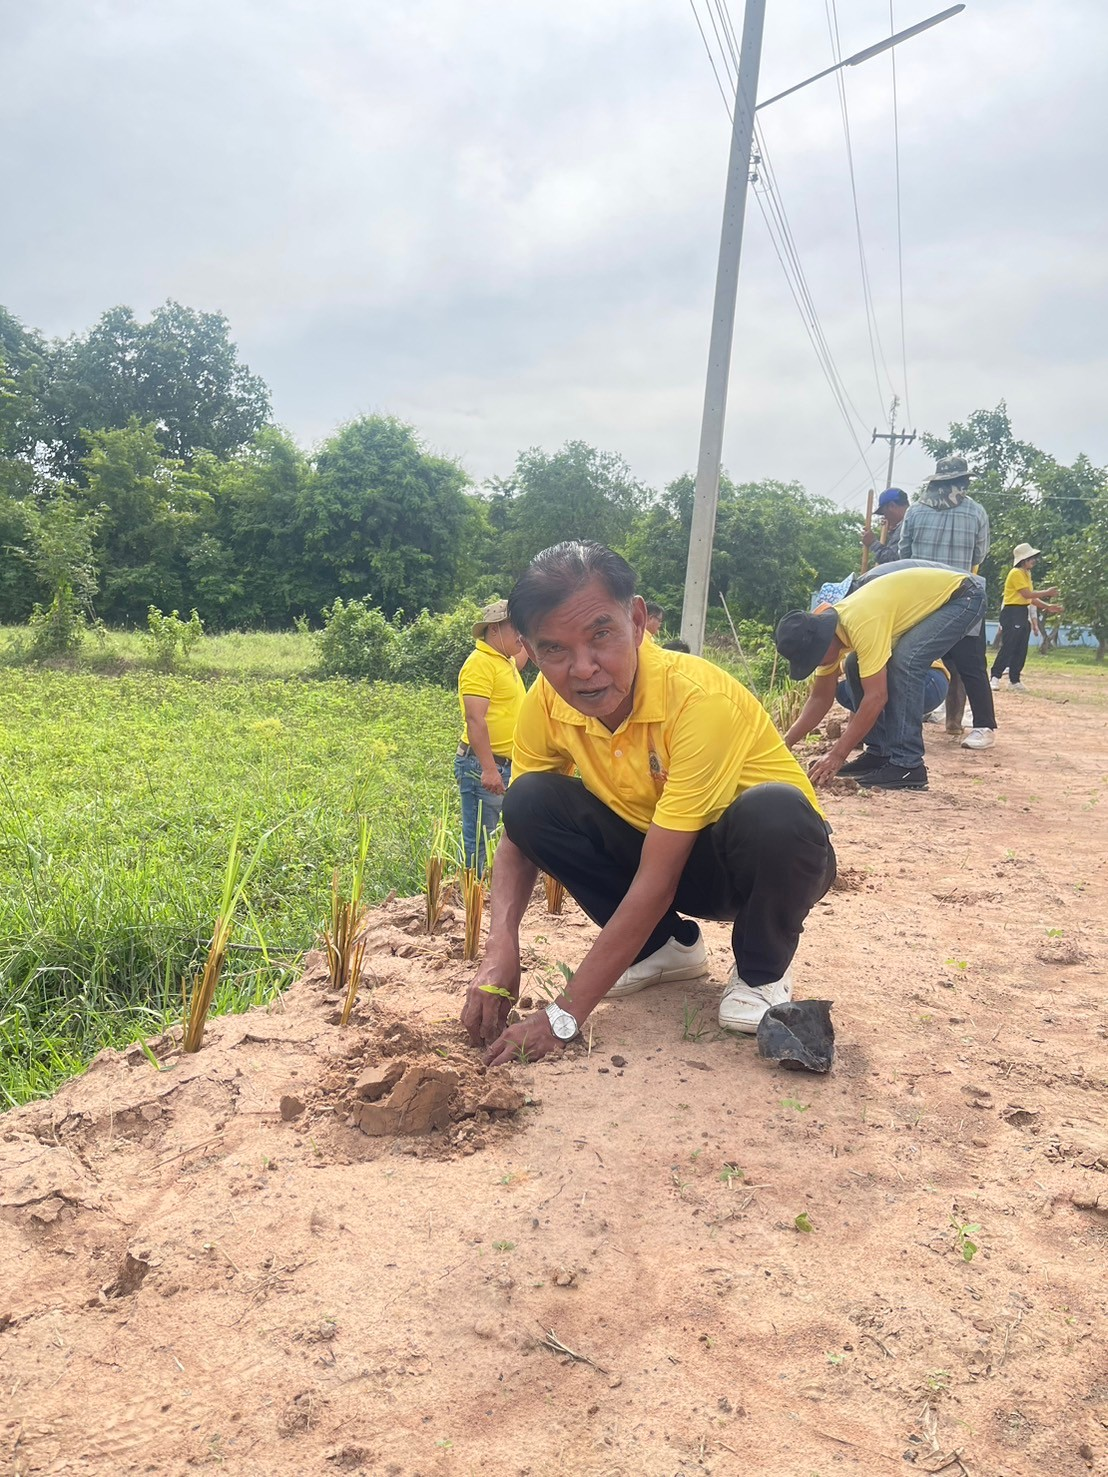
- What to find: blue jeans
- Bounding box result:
[856,582,986,768]
[837,663,949,721]
[454,752,511,874]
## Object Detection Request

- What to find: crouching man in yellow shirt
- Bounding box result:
[460,541,835,1066]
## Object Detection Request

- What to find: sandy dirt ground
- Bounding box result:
[2,666,1107,1477]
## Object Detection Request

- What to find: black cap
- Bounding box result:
[774,608,840,681]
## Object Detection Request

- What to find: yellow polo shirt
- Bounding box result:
[816,567,968,680]
[458,640,525,756]
[511,637,822,833]
[1002,567,1033,607]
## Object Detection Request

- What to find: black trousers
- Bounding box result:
[945,626,997,728]
[992,606,1031,683]
[502,774,836,988]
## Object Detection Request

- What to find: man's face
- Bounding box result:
[645,612,664,636]
[882,500,907,530]
[524,579,645,730]
[487,620,523,656]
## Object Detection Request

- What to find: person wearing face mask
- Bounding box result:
[460,542,835,1067]
[455,600,526,874]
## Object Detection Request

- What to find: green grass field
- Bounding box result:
[0,664,459,1106]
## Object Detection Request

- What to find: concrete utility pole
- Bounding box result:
[679,0,766,655]
[872,395,916,487]
[678,3,965,655]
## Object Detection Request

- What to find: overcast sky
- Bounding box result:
[3,0,1105,512]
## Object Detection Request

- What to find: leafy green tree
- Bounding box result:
[43,301,270,476]
[1052,484,1108,659]
[75,420,209,622]
[22,492,102,656]
[1,308,49,465]
[306,415,478,616]
[493,441,647,577]
[192,427,317,628]
[626,474,860,626]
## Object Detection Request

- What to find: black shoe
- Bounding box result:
[857,761,929,791]
[838,750,888,777]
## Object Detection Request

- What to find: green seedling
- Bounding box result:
[719,1164,745,1186]
[951,1216,981,1262]
[826,1351,844,1366]
[925,1369,951,1393]
[492,1240,515,1253]
[681,1000,709,1042]
[1045,927,1064,939]
[135,1037,164,1071]
[780,1096,809,1112]
[944,958,969,972]
[794,1212,815,1234]
[478,983,514,999]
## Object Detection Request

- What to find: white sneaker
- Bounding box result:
[990,676,1001,691]
[961,727,996,750]
[1010,682,1030,693]
[924,705,945,724]
[718,964,793,1034]
[609,930,708,997]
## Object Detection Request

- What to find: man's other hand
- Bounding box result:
[485,1009,560,1069]
[480,767,506,795]
[461,948,522,1046]
[809,748,846,786]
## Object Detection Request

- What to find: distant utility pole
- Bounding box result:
[872,395,916,488]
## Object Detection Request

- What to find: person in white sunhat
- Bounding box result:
[460,541,835,1061]
[990,543,1063,693]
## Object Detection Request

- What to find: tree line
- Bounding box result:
[2,301,1106,653]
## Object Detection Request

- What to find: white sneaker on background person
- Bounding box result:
[718,965,793,1033]
[961,727,996,750]
[924,705,945,724]
[1010,681,1030,693]
[990,676,1001,691]
[609,930,708,997]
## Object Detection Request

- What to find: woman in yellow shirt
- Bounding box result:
[990,543,1063,693]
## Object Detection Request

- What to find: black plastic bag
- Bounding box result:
[756,999,834,1073]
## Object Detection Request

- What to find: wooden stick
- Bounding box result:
[860,488,875,574]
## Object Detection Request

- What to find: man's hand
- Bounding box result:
[461,946,522,1047]
[1042,602,1063,616]
[809,747,848,786]
[485,1009,560,1069]
[861,528,877,549]
[480,766,506,796]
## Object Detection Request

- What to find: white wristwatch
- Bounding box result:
[545,1002,580,1041]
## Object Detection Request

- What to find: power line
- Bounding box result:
[889,0,912,426]
[688,0,879,482]
[825,0,899,417]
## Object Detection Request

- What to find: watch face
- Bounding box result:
[546,1004,578,1040]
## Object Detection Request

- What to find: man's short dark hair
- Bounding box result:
[645,600,665,621]
[662,638,690,652]
[508,541,637,638]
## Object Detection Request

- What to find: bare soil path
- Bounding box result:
[2,667,1107,1476]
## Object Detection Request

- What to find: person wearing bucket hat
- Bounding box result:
[899,453,995,748]
[455,599,526,873]
[862,487,910,565]
[460,540,836,1068]
[990,543,1063,693]
[775,563,988,791]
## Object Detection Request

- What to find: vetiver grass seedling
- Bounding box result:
[183,823,262,1053]
[424,801,451,936]
[542,873,566,915]
[324,816,372,1025]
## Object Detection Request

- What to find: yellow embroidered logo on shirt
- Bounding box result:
[649,749,668,790]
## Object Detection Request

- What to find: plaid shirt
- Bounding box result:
[898,497,990,573]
